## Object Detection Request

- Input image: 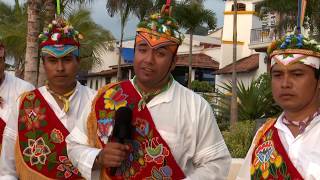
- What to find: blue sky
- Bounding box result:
[2,0,225,39]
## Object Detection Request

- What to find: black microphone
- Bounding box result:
[110,107,133,176]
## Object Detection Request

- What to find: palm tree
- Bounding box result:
[0,0,27,77]
[134,0,178,21]
[25,0,42,86]
[256,0,297,38]
[231,0,238,128]
[106,0,136,81]
[305,0,320,41]
[174,1,216,88]
[68,9,114,70]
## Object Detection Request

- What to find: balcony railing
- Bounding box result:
[250,27,278,45]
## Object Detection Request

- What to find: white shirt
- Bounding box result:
[0,72,34,123]
[0,82,96,179]
[66,80,231,180]
[237,113,320,180]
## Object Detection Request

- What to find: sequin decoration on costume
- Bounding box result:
[103,87,128,110]
[22,137,51,166]
[97,117,114,144]
[144,137,170,165]
[145,166,173,180]
[115,140,146,178]
[19,92,46,130]
[251,130,286,179]
[57,156,80,179]
[18,90,82,179]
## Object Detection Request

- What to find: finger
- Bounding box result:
[106,148,127,157]
[108,143,129,151]
[102,160,122,168]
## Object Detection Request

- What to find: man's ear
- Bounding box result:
[170,56,177,71]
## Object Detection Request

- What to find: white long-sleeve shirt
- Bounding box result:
[237,113,320,180]
[0,82,96,179]
[66,80,231,180]
[0,72,34,123]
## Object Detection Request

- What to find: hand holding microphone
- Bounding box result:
[94,107,133,175]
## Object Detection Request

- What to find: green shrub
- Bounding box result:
[222,120,256,158]
[191,80,213,92]
[213,73,281,125]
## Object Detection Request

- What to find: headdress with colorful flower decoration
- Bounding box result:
[39,0,83,59]
[39,17,83,58]
[267,0,320,69]
[135,0,184,50]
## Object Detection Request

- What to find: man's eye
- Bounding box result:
[138,48,147,53]
[155,50,166,57]
[293,73,303,77]
[272,73,281,77]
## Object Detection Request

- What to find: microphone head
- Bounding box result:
[113,107,133,142]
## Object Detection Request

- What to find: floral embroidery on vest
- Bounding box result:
[251,130,285,179]
[94,81,185,179]
[18,91,82,179]
[250,121,303,180]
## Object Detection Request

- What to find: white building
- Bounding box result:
[215,0,272,89]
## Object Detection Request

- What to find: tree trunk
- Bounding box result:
[230,0,238,129]
[117,11,125,82]
[187,32,193,89]
[37,0,56,86]
[24,0,42,86]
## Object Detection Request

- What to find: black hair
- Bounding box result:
[314,68,320,79]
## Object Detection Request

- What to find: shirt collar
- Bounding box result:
[130,79,176,108]
[275,111,320,135]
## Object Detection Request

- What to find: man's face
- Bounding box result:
[133,41,177,87]
[43,54,79,88]
[271,63,319,112]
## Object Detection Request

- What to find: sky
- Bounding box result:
[1,0,225,39]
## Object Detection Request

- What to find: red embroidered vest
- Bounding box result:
[16,89,82,179]
[90,80,185,179]
[0,117,5,149]
[251,119,303,180]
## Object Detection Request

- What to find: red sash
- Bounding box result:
[0,117,5,147]
[16,89,82,179]
[251,119,303,180]
[93,80,185,179]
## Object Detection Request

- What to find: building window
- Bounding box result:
[95,79,99,90]
[105,77,110,85]
[232,3,246,11]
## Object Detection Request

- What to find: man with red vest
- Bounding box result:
[0,42,34,155]
[66,2,231,180]
[237,32,320,179]
[0,18,96,179]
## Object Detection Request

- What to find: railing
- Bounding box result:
[250,27,278,44]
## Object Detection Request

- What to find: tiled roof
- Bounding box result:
[86,69,118,77]
[215,54,259,74]
[109,53,219,70]
[176,53,219,69]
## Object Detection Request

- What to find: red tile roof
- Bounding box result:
[86,69,118,77]
[109,53,219,70]
[215,54,259,74]
[176,53,219,69]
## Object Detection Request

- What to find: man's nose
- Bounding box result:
[143,50,155,64]
[56,59,65,71]
[281,74,292,88]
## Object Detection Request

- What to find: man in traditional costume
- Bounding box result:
[236,32,320,179]
[0,18,96,179]
[0,42,34,154]
[66,1,231,180]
